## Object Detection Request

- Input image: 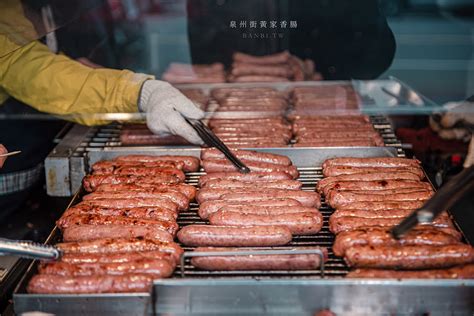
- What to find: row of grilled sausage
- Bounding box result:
[28,155,202,293]
[317,157,474,278]
[177,148,327,271]
[228,51,321,83]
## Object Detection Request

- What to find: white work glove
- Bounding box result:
[139,80,204,144]
[0,144,7,168]
[429,100,474,142]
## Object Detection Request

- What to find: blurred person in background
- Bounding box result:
[187,0,396,80]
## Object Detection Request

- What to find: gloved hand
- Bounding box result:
[139,80,205,144]
[429,99,474,167]
[0,144,7,168]
[429,100,474,141]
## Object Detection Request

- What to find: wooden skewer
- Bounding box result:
[0,151,21,158]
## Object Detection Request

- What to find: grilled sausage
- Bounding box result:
[321,180,432,196]
[114,155,200,172]
[329,216,453,234]
[209,211,323,235]
[218,205,320,216]
[57,239,183,261]
[95,183,196,200]
[92,160,184,173]
[83,190,189,211]
[344,244,474,269]
[322,157,421,169]
[294,140,380,147]
[201,179,302,190]
[191,246,327,270]
[199,171,292,186]
[322,166,424,178]
[59,251,176,265]
[220,190,320,208]
[332,227,460,257]
[330,200,425,211]
[327,190,433,208]
[346,265,474,279]
[82,174,182,192]
[233,51,290,64]
[231,64,292,77]
[38,258,175,278]
[331,209,449,220]
[316,172,423,193]
[202,159,299,179]
[63,204,177,221]
[57,214,178,235]
[177,225,292,247]
[201,149,292,166]
[27,274,153,294]
[62,224,174,243]
[81,198,179,212]
[109,166,185,181]
[198,198,302,219]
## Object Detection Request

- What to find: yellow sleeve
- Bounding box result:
[0,37,153,125]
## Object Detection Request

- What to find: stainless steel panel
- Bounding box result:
[152,279,474,316]
[14,293,151,316]
[45,125,92,196]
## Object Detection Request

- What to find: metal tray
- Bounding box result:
[152,279,474,315]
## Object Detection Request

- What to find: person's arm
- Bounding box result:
[0,36,151,125]
[0,144,7,168]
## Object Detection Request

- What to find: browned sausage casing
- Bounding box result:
[322,166,424,178]
[331,209,449,220]
[329,216,452,234]
[201,148,291,166]
[95,183,196,200]
[92,160,184,173]
[191,246,327,271]
[57,239,183,262]
[202,159,299,179]
[59,251,176,265]
[62,224,174,243]
[346,265,474,279]
[114,155,200,172]
[219,205,319,216]
[327,190,433,209]
[201,179,302,190]
[321,180,432,196]
[81,198,179,213]
[63,204,177,221]
[316,172,423,193]
[331,200,425,211]
[57,214,178,236]
[332,227,460,257]
[322,157,421,169]
[82,174,182,192]
[209,211,323,235]
[27,274,153,294]
[199,171,292,186]
[177,225,292,247]
[38,258,175,278]
[344,244,474,269]
[196,188,319,207]
[198,198,301,219]
[83,190,189,211]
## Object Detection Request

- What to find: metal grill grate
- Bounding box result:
[83,114,403,154]
[176,168,349,279]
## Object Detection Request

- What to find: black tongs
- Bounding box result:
[391,165,474,239]
[0,238,61,260]
[184,118,250,173]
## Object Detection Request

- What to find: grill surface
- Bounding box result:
[176,168,348,279]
